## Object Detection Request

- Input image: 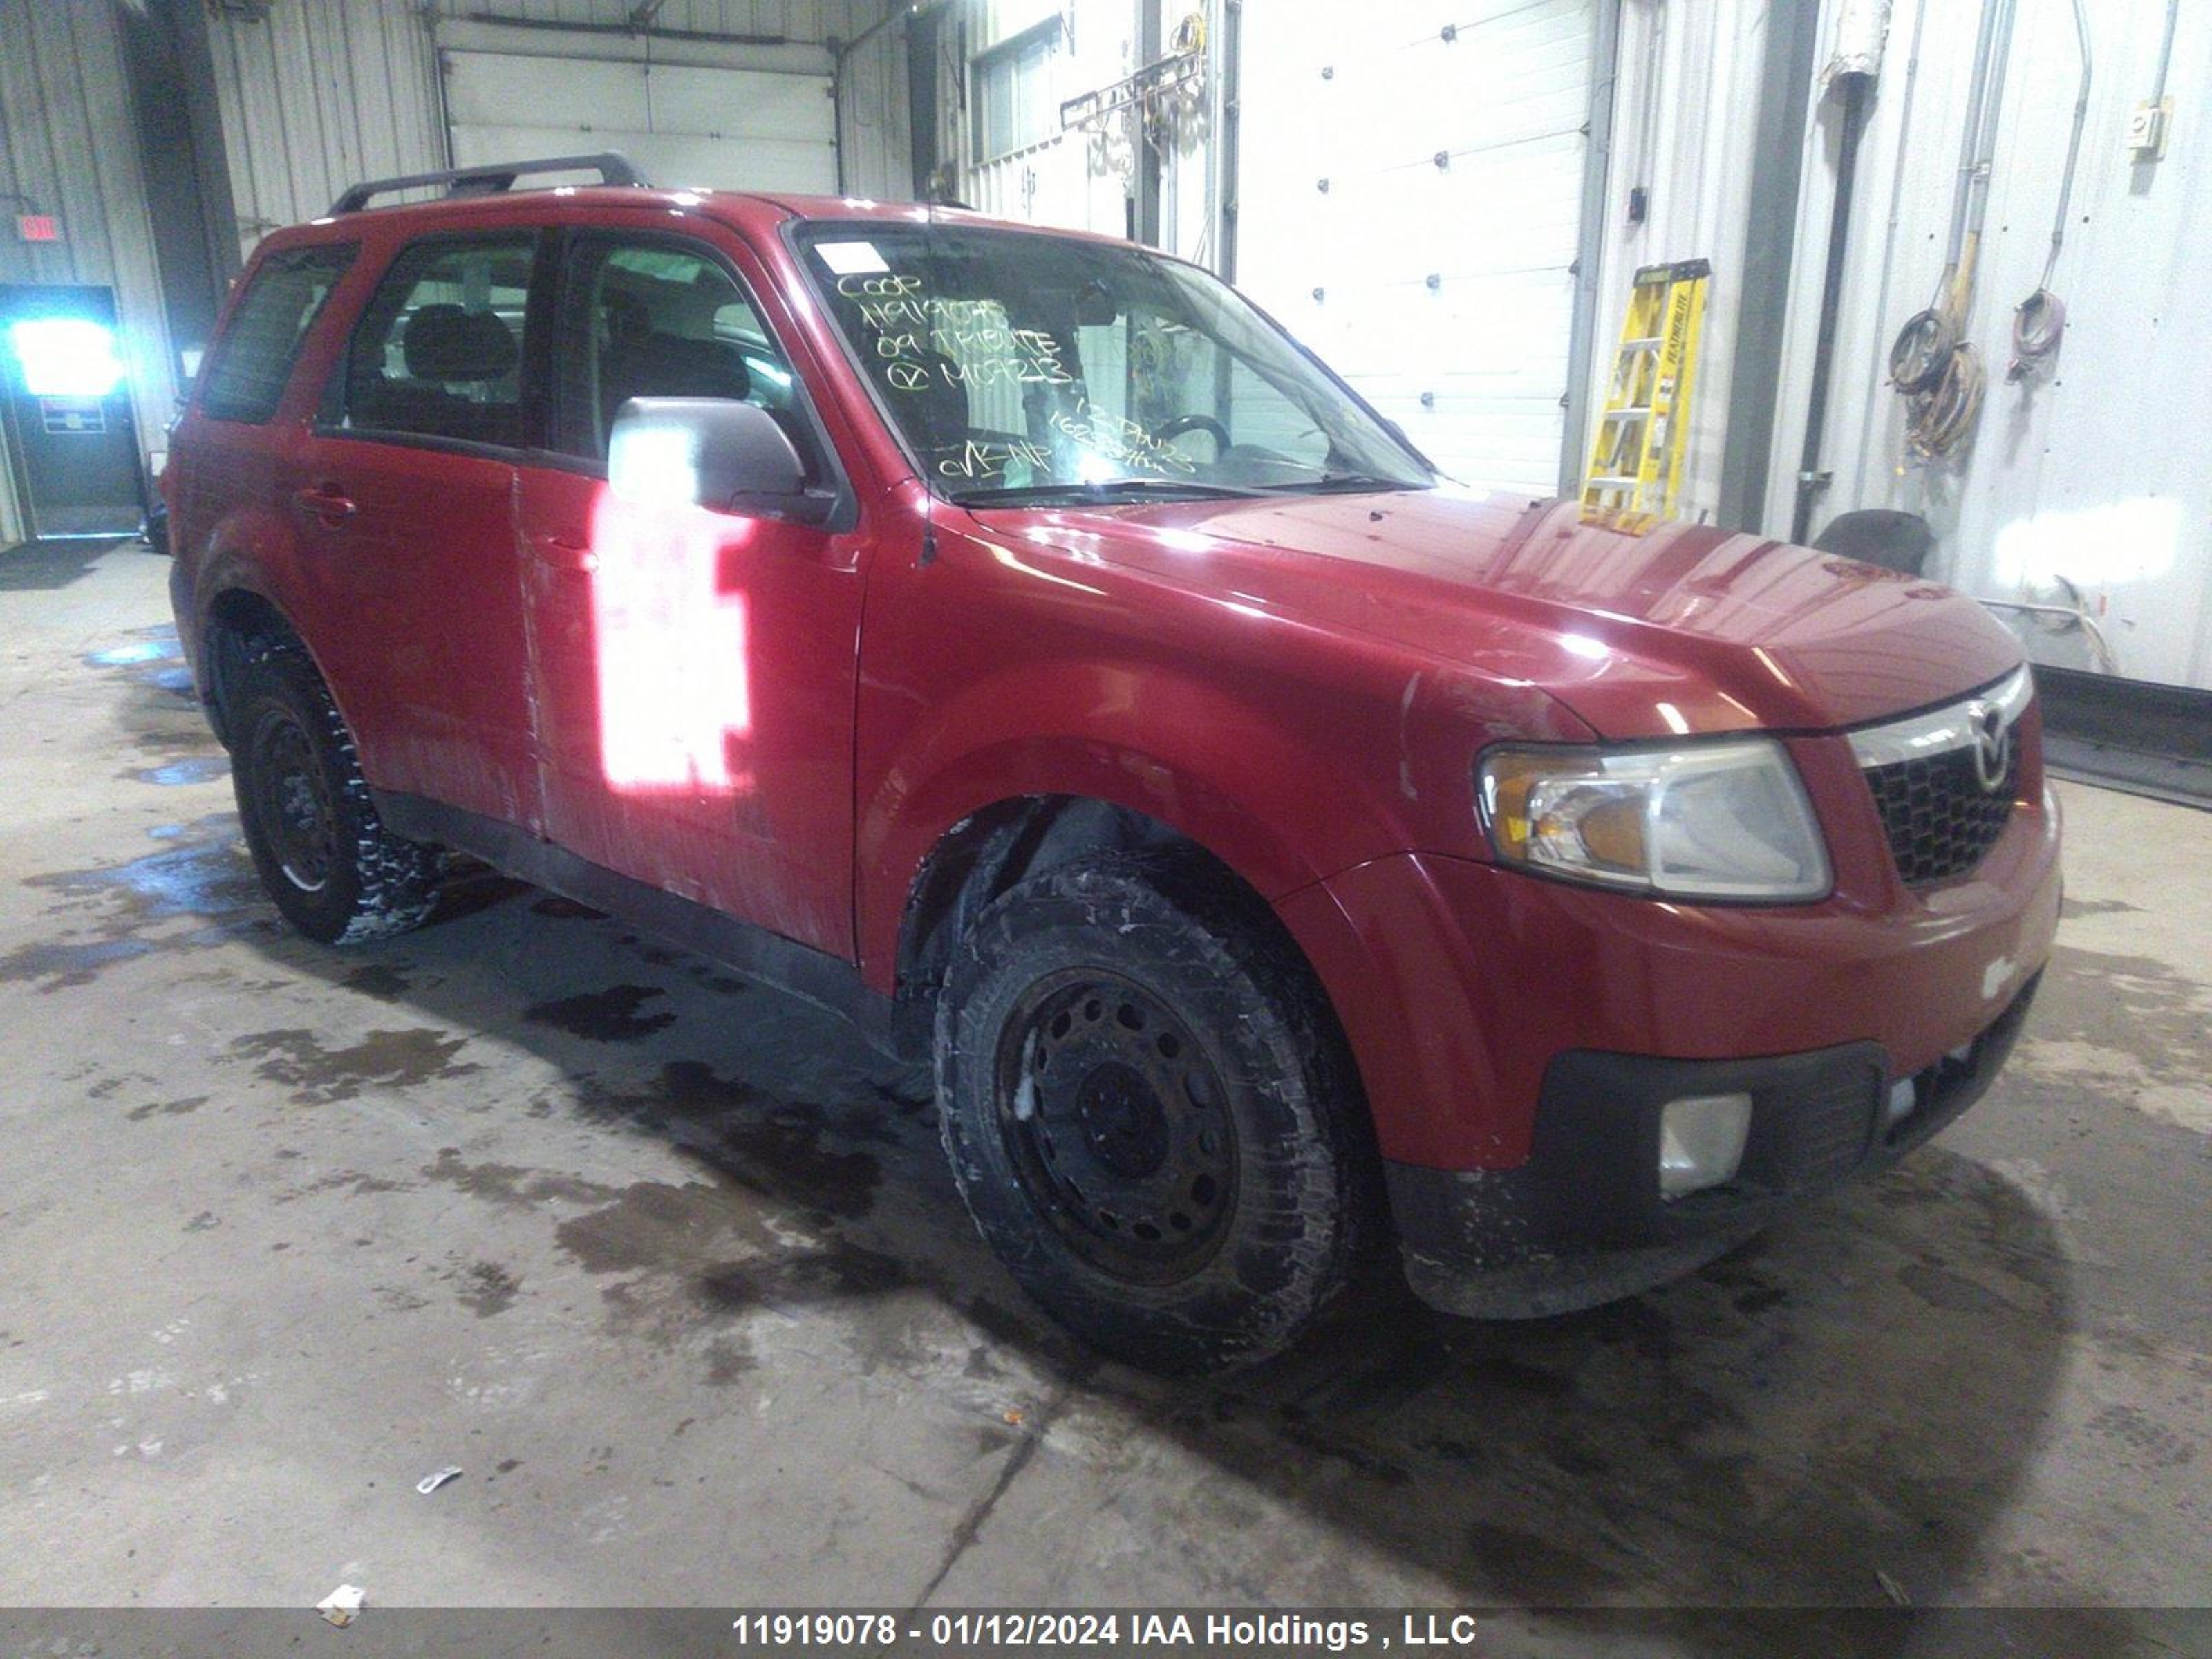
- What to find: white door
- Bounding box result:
[1235,0,1598,494]
[443,49,837,195]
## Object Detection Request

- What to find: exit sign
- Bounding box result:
[16,214,59,243]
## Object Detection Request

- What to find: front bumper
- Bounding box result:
[1385,972,2041,1318]
[1276,764,2061,1171]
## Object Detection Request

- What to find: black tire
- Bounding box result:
[935,850,1374,1374]
[227,638,442,945]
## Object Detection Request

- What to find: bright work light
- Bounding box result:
[8,317,124,398]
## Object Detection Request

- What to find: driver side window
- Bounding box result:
[550,236,819,476]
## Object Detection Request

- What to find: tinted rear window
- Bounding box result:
[198,243,357,423]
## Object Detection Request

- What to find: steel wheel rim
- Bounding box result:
[993,968,1238,1285]
[250,712,336,893]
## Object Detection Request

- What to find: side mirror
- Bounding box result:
[609,397,826,523]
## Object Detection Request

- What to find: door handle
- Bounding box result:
[293,482,356,523]
[529,532,597,573]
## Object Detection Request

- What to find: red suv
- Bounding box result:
[164,157,2061,1371]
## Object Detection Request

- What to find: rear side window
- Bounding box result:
[197,243,356,424]
[330,234,536,449]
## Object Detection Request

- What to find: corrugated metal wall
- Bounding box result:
[207,0,446,259]
[0,0,176,545]
[1770,0,2212,693]
[836,10,913,200]
[1618,0,2212,691]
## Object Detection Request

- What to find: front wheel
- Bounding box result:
[228,639,443,945]
[935,851,1373,1373]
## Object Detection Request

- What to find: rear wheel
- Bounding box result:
[936,850,1372,1373]
[228,639,442,944]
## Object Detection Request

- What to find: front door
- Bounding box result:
[514,226,862,957]
[0,284,145,539]
[285,232,543,832]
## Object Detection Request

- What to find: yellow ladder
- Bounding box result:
[1580,258,1711,523]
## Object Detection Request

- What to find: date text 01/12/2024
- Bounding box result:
[726,1612,1486,1650]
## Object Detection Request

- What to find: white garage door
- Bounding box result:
[444,50,837,196]
[1236,0,1598,494]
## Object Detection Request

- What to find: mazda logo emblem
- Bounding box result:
[1968,702,2012,792]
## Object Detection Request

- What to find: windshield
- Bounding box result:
[797,223,1435,504]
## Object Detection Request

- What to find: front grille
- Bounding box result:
[1862,737,2019,885]
[1850,668,2032,888]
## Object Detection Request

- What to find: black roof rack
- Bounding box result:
[328,153,652,216]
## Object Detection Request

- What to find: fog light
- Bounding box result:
[1658,1092,1752,1199]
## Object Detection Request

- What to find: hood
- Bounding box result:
[969,489,2025,740]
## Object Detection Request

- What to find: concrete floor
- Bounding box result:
[1,543,2208,1645]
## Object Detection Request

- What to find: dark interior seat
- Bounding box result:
[357,303,521,444]
[597,331,751,440]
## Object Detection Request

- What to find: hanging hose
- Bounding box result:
[2009,0,2091,381]
[1888,0,2015,464]
[2008,288,2068,380]
[1889,308,1955,393]
[1906,339,1985,462]
[1896,245,1983,458]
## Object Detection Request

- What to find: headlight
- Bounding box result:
[1477,737,1831,901]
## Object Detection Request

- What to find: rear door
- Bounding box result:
[287,231,545,832]
[513,223,863,957]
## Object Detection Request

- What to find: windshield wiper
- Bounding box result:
[953,477,1269,506]
[1253,473,1432,494]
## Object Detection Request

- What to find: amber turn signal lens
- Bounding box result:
[1481,751,1546,861]
[1571,794,1648,871]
